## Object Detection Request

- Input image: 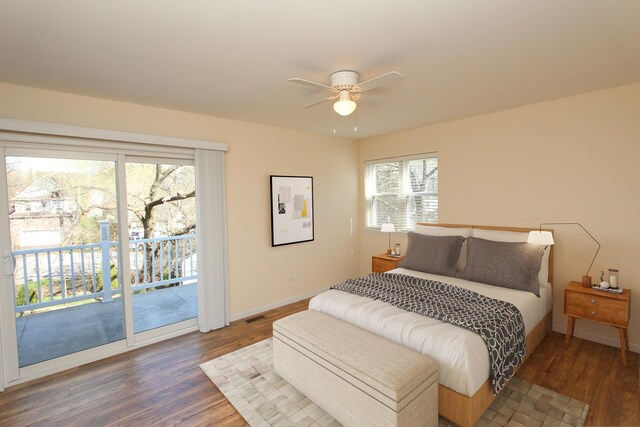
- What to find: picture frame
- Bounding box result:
[270,175,314,246]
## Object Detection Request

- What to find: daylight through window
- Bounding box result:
[365,153,438,231]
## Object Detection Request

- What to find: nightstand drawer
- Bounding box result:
[565,290,628,327]
[372,254,404,273]
[373,258,397,273]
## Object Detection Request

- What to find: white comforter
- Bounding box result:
[309,268,552,396]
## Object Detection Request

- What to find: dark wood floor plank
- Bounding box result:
[0,299,636,426]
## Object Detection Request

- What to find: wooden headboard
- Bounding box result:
[415,223,554,285]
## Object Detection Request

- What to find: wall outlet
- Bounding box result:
[288,275,296,282]
[350,248,354,255]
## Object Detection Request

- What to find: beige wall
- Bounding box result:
[2,80,638,353]
[0,83,360,318]
[359,82,640,352]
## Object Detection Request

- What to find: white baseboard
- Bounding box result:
[553,324,639,353]
[230,288,328,322]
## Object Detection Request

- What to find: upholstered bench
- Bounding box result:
[273,310,438,427]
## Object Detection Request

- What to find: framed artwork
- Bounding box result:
[270,175,314,246]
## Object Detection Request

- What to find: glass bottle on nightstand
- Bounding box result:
[393,243,401,256]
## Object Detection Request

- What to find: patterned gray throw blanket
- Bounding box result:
[331,273,526,394]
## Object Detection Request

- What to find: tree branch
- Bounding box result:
[129,193,147,205]
[159,165,180,182]
[130,209,146,223]
[171,223,196,236]
[146,190,195,211]
[149,165,180,200]
[80,204,117,213]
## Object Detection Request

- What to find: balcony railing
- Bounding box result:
[130,234,197,291]
[12,222,196,313]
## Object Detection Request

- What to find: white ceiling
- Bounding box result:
[1,1,639,138]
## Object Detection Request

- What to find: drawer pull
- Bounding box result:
[591,311,597,316]
[591,299,596,303]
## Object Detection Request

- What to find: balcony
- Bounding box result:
[11,228,198,367]
[16,284,197,367]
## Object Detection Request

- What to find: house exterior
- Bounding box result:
[9,177,76,248]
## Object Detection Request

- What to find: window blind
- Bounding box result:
[365,152,438,231]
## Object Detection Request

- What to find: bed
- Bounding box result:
[309,223,554,427]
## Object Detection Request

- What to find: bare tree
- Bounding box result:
[409,161,437,223]
[129,165,196,284]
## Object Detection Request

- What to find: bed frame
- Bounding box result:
[416,223,554,427]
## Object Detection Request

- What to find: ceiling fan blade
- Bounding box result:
[357,71,404,92]
[301,96,336,109]
[289,78,334,90]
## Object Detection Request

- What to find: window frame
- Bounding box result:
[364,152,438,232]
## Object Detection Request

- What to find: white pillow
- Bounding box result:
[414,225,472,271]
[471,228,551,287]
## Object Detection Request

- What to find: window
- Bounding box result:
[365,153,438,231]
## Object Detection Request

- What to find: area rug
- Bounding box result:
[200,339,589,427]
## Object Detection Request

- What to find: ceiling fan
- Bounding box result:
[289,70,404,116]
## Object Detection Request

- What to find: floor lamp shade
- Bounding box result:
[529,223,600,288]
[527,231,555,246]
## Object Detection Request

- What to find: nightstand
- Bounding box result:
[564,281,631,366]
[372,253,404,273]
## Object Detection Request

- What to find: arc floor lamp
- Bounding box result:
[528,222,600,288]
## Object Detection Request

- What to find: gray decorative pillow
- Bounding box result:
[456,237,545,296]
[398,233,464,277]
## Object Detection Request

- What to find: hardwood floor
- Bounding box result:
[0,299,308,427]
[518,330,639,426]
[0,299,637,426]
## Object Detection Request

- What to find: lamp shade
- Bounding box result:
[333,90,357,116]
[527,230,554,245]
[380,223,396,233]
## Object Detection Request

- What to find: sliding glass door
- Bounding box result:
[4,152,124,367]
[0,147,200,383]
[125,159,198,335]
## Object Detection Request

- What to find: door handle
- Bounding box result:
[3,251,14,276]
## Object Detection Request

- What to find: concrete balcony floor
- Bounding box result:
[15,284,198,367]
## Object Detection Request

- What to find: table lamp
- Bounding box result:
[380,223,396,255]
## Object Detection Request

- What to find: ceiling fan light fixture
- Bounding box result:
[333,90,357,116]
